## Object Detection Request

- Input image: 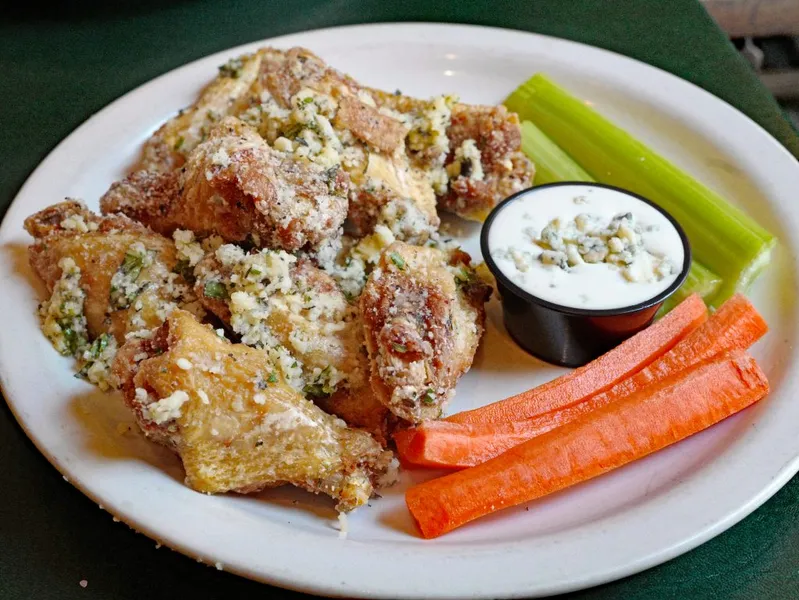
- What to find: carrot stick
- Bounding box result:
[398,293,767,469]
[406,351,769,538]
[448,294,708,425]
[396,418,564,470]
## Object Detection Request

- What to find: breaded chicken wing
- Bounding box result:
[440,104,533,221]
[101,117,349,254]
[25,201,202,338]
[368,92,534,222]
[24,201,204,389]
[247,47,441,242]
[360,242,491,423]
[193,243,390,441]
[112,309,396,511]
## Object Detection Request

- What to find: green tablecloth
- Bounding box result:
[2,1,798,598]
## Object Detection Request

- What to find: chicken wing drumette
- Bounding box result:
[113,309,396,511]
[101,117,349,254]
[360,242,491,423]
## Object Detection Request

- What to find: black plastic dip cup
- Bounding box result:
[481,183,691,367]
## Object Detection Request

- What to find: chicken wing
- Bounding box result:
[194,243,391,441]
[360,242,491,423]
[24,201,203,389]
[101,117,349,254]
[440,104,534,221]
[246,47,441,242]
[112,309,396,511]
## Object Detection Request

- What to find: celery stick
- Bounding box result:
[660,261,723,314]
[519,119,723,310]
[505,74,776,305]
[520,121,592,184]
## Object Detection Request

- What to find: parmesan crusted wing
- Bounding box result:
[194,244,391,441]
[112,309,396,511]
[242,47,441,243]
[440,104,534,221]
[25,201,198,344]
[369,92,534,222]
[102,117,349,254]
[360,242,491,423]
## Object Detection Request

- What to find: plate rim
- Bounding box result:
[2,21,799,599]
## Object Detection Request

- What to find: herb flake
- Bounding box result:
[389,252,406,270]
[203,280,229,300]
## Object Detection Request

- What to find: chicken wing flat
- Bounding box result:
[360,242,491,423]
[113,309,396,511]
[193,243,391,441]
[24,201,203,389]
[101,117,349,254]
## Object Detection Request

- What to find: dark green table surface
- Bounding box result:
[2,1,799,598]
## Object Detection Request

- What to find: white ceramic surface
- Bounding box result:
[1,23,797,599]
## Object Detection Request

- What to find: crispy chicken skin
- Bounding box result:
[440,104,534,221]
[194,247,391,441]
[24,201,195,343]
[97,170,180,231]
[360,242,491,423]
[112,309,396,511]
[102,117,349,254]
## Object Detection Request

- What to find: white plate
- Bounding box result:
[1,23,798,599]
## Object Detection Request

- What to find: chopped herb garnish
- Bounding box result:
[301,96,314,105]
[389,252,406,270]
[303,383,329,399]
[61,325,80,356]
[283,123,305,139]
[121,251,145,278]
[394,89,402,96]
[218,58,244,78]
[77,334,112,378]
[90,334,109,358]
[172,259,195,283]
[109,249,153,309]
[454,267,473,289]
[392,343,408,353]
[303,365,336,399]
[203,280,229,300]
[267,371,278,384]
[173,136,185,151]
[421,389,436,405]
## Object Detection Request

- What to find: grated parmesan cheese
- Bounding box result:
[144,390,190,424]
